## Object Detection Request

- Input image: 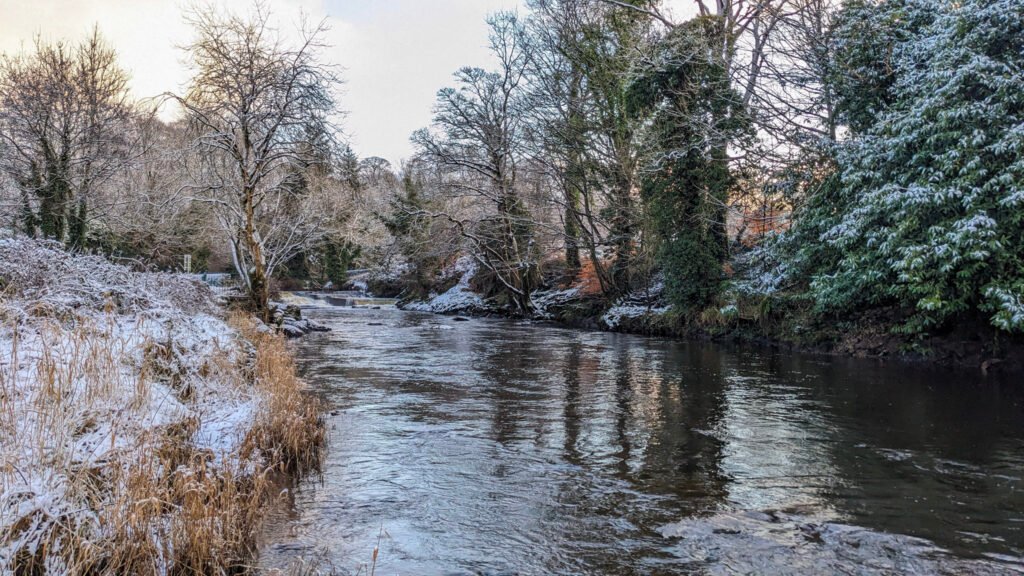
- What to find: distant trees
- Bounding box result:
[391,0,754,311]
[0,5,363,304]
[400,0,758,311]
[386,0,1020,339]
[376,161,455,296]
[412,13,540,312]
[99,118,219,269]
[0,28,139,247]
[174,4,343,319]
[1,0,1020,341]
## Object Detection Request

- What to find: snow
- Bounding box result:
[733,243,791,296]
[986,286,1024,332]
[402,257,676,327]
[719,303,739,318]
[599,277,670,329]
[0,238,266,569]
[601,303,671,329]
[401,256,490,314]
[530,287,581,319]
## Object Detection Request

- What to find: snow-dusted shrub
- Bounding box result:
[782,0,1024,334]
[0,238,218,318]
[732,238,794,297]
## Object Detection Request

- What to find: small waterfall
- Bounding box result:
[283,290,397,308]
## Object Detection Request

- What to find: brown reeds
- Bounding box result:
[233,313,325,475]
[0,311,324,575]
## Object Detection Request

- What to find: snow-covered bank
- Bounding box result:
[398,259,675,331]
[400,256,492,315]
[0,239,323,574]
[401,262,1024,371]
[599,278,671,330]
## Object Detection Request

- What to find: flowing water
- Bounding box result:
[260,304,1024,575]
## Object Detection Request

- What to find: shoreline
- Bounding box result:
[394,290,1024,375]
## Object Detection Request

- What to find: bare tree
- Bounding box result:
[522,0,609,288]
[749,0,838,159]
[521,0,656,295]
[173,3,342,319]
[0,28,139,246]
[98,118,226,269]
[412,12,540,313]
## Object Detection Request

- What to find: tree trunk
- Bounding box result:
[608,170,634,294]
[242,184,271,322]
[563,69,585,279]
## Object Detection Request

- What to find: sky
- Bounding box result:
[0,0,694,166]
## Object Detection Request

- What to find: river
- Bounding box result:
[259,304,1024,575]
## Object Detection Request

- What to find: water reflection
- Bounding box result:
[260,307,1024,575]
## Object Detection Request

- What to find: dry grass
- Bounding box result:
[0,311,324,575]
[233,314,325,475]
[0,238,324,574]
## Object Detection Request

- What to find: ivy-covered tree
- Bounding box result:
[630,17,749,312]
[0,28,137,247]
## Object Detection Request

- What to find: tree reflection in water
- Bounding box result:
[261,308,1024,576]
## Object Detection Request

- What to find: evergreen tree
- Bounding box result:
[827,0,933,135]
[320,239,361,288]
[339,144,362,193]
[380,169,444,296]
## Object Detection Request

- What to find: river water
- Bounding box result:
[260,305,1024,575]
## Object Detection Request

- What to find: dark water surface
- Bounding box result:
[260,305,1024,575]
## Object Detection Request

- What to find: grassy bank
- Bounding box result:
[0,239,324,575]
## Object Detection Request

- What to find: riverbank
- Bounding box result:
[396,264,1024,373]
[0,239,324,574]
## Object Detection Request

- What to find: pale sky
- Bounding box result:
[0,0,694,166]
